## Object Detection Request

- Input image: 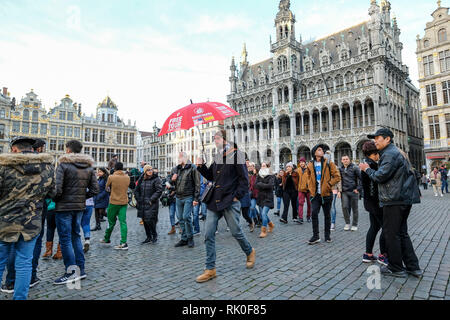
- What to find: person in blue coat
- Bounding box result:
[92,168,110,231]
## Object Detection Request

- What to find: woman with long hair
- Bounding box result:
[92,168,110,231]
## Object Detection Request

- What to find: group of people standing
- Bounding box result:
[0,127,425,300]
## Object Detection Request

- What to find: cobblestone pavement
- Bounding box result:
[1,189,449,300]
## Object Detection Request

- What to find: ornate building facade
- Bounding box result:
[416,0,450,171]
[225,0,424,170]
[4,90,138,169]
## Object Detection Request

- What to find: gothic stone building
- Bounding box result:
[225,0,424,170]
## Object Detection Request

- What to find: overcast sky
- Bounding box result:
[0,0,442,131]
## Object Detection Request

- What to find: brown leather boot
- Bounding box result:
[53,244,62,260]
[42,241,53,259]
[246,248,256,269]
[259,227,268,238]
[196,269,217,283]
[168,226,176,235]
[268,222,275,233]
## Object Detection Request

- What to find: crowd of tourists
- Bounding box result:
[0,127,436,299]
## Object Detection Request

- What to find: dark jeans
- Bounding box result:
[383,205,420,273]
[442,180,449,193]
[94,208,107,224]
[6,210,46,285]
[365,201,386,255]
[282,189,298,221]
[241,207,253,225]
[311,195,332,239]
[55,211,85,275]
[143,217,158,240]
[46,211,57,242]
[421,183,428,190]
[341,191,359,226]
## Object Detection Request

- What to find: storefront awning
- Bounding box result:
[426,151,449,160]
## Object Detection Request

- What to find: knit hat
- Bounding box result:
[143,165,153,173]
[311,144,330,158]
[286,162,294,168]
[299,157,307,163]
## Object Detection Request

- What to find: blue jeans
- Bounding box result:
[176,196,194,241]
[6,214,45,284]
[276,197,282,211]
[204,201,253,270]
[193,203,201,234]
[442,180,449,193]
[0,236,37,300]
[201,202,208,218]
[331,194,338,225]
[250,198,260,220]
[258,206,271,227]
[81,206,94,239]
[55,211,85,275]
[169,202,177,227]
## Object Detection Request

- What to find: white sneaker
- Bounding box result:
[344,224,351,231]
[351,226,358,231]
[435,194,438,197]
[330,224,336,231]
[441,194,444,197]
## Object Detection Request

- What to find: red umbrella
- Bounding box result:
[158,102,239,137]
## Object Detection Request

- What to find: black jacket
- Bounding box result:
[55,154,99,212]
[174,163,200,202]
[135,174,163,221]
[361,159,379,211]
[339,163,362,193]
[275,177,283,198]
[365,143,421,207]
[256,174,275,209]
[197,146,249,212]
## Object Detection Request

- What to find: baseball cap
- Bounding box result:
[367,128,394,140]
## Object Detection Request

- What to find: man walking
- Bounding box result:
[102,162,131,250]
[440,165,449,194]
[53,140,99,285]
[195,130,255,283]
[0,137,56,299]
[360,128,422,278]
[302,144,341,245]
[172,152,200,248]
[338,155,362,231]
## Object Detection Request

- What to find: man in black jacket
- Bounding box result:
[195,130,255,283]
[360,128,422,278]
[338,155,362,231]
[172,152,200,248]
[53,140,99,285]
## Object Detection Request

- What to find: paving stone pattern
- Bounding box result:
[1,189,449,300]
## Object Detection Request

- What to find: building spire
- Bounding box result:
[241,43,248,65]
[438,0,442,8]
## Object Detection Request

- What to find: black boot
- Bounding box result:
[92,223,101,231]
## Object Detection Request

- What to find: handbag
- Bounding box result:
[201,181,216,203]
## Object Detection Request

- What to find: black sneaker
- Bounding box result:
[29,277,40,288]
[325,238,332,243]
[308,237,321,245]
[175,240,188,247]
[54,273,79,285]
[141,238,152,244]
[188,238,195,248]
[406,269,423,278]
[274,211,280,216]
[280,219,288,224]
[380,266,407,278]
[151,238,158,244]
[298,219,304,224]
[0,283,14,294]
[307,218,312,223]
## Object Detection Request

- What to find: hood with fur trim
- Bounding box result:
[58,153,95,168]
[0,153,54,166]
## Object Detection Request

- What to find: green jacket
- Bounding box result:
[0,152,56,243]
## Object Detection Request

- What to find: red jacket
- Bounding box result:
[249,174,259,199]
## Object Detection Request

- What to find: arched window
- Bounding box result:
[279,26,283,39]
[345,72,354,89]
[335,74,344,92]
[282,56,288,71]
[32,110,38,121]
[356,69,365,87]
[438,28,447,43]
[23,109,30,120]
[424,39,430,48]
[285,26,289,38]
